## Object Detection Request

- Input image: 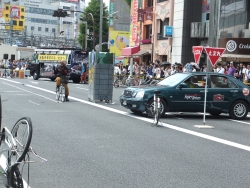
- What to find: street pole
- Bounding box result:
[99,0,103,52]
[85,22,88,50]
[10,15,13,46]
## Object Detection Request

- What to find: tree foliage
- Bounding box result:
[78,0,109,51]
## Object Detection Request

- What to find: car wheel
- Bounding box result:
[33,72,38,80]
[130,110,143,115]
[146,98,167,118]
[209,112,221,116]
[51,78,56,81]
[229,100,248,120]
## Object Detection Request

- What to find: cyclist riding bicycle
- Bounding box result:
[55,60,70,101]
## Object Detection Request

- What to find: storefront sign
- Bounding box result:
[145,7,153,21]
[138,9,144,22]
[132,0,138,42]
[219,38,250,55]
[156,1,170,21]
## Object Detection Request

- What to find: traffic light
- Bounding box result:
[52,9,67,17]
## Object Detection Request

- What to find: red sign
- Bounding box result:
[204,47,226,66]
[10,6,20,19]
[192,46,203,64]
[132,0,138,42]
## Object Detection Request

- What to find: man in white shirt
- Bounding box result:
[216,63,225,74]
[244,64,250,82]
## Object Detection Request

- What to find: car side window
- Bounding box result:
[210,75,237,88]
[183,75,206,88]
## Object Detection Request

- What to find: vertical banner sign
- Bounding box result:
[192,46,204,64]
[132,0,138,42]
[204,47,226,66]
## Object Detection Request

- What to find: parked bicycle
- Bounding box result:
[0,95,47,188]
[56,76,69,102]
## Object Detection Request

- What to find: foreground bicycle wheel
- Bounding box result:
[11,117,33,163]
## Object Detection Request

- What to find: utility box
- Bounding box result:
[88,51,114,103]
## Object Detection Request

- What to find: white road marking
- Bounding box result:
[2,82,58,103]
[76,87,88,90]
[2,80,250,152]
[29,100,39,105]
[30,81,39,84]
[0,78,21,84]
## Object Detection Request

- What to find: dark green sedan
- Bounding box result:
[119,72,250,120]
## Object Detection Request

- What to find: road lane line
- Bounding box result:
[76,87,88,90]
[29,100,40,105]
[18,84,250,152]
[0,78,21,84]
[2,82,58,103]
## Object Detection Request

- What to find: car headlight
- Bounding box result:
[134,91,145,98]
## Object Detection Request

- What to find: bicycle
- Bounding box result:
[56,76,69,102]
[113,74,128,88]
[125,75,140,87]
[146,91,162,127]
[0,96,47,188]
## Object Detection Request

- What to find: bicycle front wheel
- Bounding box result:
[7,167,24,188]
[60,86,65,102]
[11,117,32,163]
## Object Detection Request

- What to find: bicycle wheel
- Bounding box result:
[11,117,32,163]
[56,87,60,100]
[7,167,24,188]
[0,95,2,131]
[60,86,65,102]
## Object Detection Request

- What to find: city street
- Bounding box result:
[0,77,250,187]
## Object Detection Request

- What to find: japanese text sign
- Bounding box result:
[204,47,226,66]
[192,46,203,64]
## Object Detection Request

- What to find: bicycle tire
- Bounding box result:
[0,95,2,131]
[8,167,24,188]
[56,87,60,101]
[11,117,32,163]
[60,86,65,102]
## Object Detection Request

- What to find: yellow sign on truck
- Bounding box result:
[38,54,67,61]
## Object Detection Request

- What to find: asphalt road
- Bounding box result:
[0,76,250,188]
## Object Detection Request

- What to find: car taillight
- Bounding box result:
[242,88,249,96]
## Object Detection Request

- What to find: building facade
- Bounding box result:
[0,0,85,47]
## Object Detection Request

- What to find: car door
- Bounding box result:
[174,75,206,112]
[207,75,239,112]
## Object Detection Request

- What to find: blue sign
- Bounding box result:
[164,26,173,37]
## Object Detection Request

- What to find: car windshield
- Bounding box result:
[158,73,190,86]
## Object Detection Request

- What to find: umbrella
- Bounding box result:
[160,62,171,67]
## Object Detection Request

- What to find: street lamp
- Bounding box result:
[70,10,95,51]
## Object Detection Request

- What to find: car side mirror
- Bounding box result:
[179,83,188,89]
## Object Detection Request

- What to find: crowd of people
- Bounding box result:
[0,59,31,77]
[114,60,248,82]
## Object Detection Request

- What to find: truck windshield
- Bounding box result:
[158,73,190,86]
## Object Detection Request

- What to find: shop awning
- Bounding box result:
[122,46,140,56]
[132,50,151,57]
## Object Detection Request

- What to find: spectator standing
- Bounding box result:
[216,63,225,73]
[238,63,245,81]
[234,66,240,80]
[192,65,196,72]
[244,64,250,82]
[227,61,236,76]
[81,61,87,84]
[224,65,228,74]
